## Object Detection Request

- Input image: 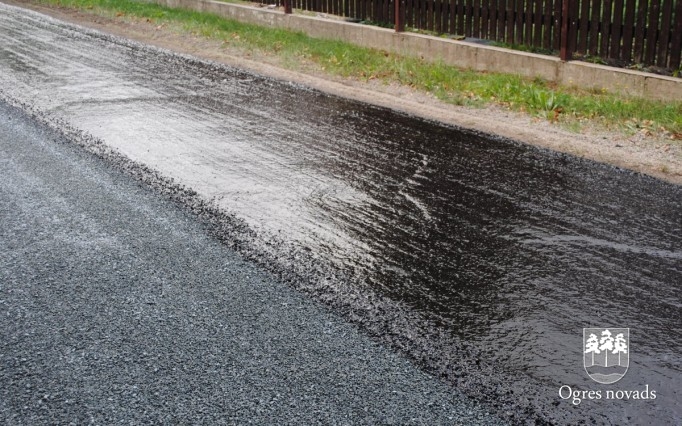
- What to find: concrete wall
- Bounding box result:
[154,0,681,101]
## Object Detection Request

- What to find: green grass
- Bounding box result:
[39,0,682,136]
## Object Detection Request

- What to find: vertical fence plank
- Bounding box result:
[514,0,523,44]
[402,0,408,28]
[424,0,430,30]
[497,0,507,40]
[656,0,673,67]
[632,0,647,62]
[669,0,682,69]
[552,0,562,50]
[568,0,578,55]
[532,0,543,47]
[465,0,474,35]
[645,0,661,64]
[406,0,412,27]
[413,0,419,28]
[599,0,612,58]
[455,0,462,34]
[523,0,532,45]
[400,0,412,28]
[542,0,552,48]
[454,0,462,34]
[448,0,457,34]
[441,0,447,33]
[560,0,570,59]
[473,0,481,37]
[587,0,600,55]
[492,0,499,41]
[431,0,443,33]
[490,0,498,39]
[393,0,397,25]
[446,0,452,33]
[610,0,623,59]
[480,0,488,37]
[620,0,636,62]
[576,0,588,53]
[405,0,412,27]
[415,0,420,29]
[386,0,391,24]
[504,0,514,43]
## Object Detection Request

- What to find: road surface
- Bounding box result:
[1,3,680,424]
[0,99,504,424]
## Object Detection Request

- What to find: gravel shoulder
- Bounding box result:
[7,0,682,185]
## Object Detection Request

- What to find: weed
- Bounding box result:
[674,65,682,78]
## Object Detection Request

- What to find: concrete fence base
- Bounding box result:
[153,0,680,101]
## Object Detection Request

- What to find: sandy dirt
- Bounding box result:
[8,0,682,185]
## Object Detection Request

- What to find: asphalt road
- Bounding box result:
[0,102,504,424]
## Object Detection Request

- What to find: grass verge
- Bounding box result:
[37,0,682,137]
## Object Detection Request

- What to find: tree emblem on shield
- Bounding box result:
[583,328,629,384]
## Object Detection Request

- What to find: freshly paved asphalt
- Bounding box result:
[3,4,681,425]
[0,102,503,424]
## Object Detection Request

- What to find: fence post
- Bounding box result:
[284,0,292,14]
[395,0,404,32]
[559,0,572,60]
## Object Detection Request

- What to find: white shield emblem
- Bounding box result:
[583,328,629,384]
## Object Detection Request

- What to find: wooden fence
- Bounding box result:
[263,0,682,70]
